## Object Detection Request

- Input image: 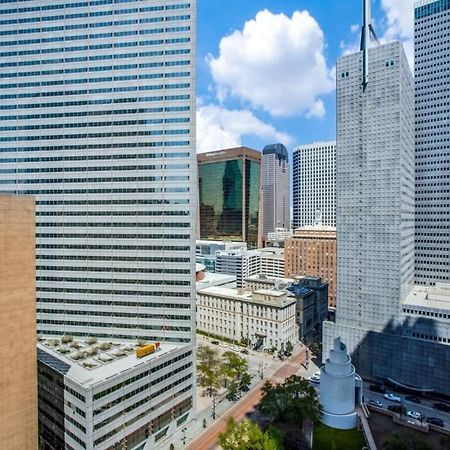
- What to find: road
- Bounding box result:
[364,388,450,428]
[185,348,308,450]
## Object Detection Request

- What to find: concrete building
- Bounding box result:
[415,0,450,285]
[324,2,450,396]
[197,286,297,350]
[293,141,336,229]
[38,338,193,450]
[196,271,237,291]
[196,240,247,272]
[0,195,37,450]
[287,276,329,344]
[320,337,363,430]
[265,228,293,248]
[215,249,261,288]
[285,226,336,307]
[0,1,197,447]
[261,144,290,237]
[244,274,294,293]
[259,247,285,279]
[198,147,262,247]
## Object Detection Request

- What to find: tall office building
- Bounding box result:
[0,195,37,450]
[198,147,262,247]
[0,1,197,447]
[293,141,336,229]
[415,0,450,285]
[262,143,290,237]
[324,1,450,395]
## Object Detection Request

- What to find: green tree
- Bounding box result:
[218,418,283,450]
[197,345,221,395]
[221,351,252,394]
[382,432,433,450]
[258,375,321,423]
[285,341,294,356]
[240,372,252,392]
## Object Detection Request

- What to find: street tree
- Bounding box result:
[197,345,221,395]
[218,418,284,450]
[285,341,294,356]
[221,351,252,394]
[258,375,321,423]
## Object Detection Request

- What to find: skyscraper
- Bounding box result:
[292,142,336,229]
[324,1,450,395]
[198,147,262,247]
[261,143,290,236]
[0,1,197,446]
[414,0,450,285]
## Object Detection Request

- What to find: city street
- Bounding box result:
[364,388,450,429]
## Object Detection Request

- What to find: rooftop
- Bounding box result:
[196,271,237,290]
[403,283,450,312]
[37,337,185,388]
[197,286,296,308]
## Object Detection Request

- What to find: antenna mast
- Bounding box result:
[360,0,379,90]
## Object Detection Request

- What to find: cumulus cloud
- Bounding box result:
[196,103,292,154]
[207,9,334,118]
[380,0,414,65]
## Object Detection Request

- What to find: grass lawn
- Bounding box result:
[313,423,366,450]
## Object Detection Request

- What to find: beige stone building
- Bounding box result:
[285,226,336,307]
[0,194,37,450]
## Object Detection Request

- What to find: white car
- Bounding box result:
[308,372,321,384]
[407,410,423,420]
[368,400,383,408]
[384,393,402,403]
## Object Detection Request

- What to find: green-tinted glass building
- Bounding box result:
[198,147,262,247]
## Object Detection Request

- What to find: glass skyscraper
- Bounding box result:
[198,147,261,247]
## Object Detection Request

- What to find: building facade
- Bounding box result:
[0,195,37,450]
[324,23,450,395]
[198,147,262,247]
[259,247,285,279]
[292,141,336,229]
[414,0,450,285]
[0,1,197,447]
[38,338,193,450]
[215,249,261,288]
[195,239,247,272]
[261,143,290,237]
[285,226,336,308]
[197,286,297,350]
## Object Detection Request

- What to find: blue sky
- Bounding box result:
[196,0,414,154]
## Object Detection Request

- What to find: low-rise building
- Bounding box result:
[259,247,285,278]
[196,240,247,272]
[215,250,261,288]
[38,337,194,450]
[244,274,294,292]
[197,286,297,351]
[285,225,336,307]
[287,276,329,344]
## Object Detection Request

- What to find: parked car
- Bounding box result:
[426,417,444,427]
[308,371,321,384]
[384,393,402,403]
[369,384,386,394]
[405,395,421,404]
[406,410,423,420]
[433,402,450,412]
[211,340,219,345]
[368,400,383,408]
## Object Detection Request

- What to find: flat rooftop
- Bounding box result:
[197,286,296,308]
[196,272,237,290]
[37,337,186,388]
[403,283,450,311]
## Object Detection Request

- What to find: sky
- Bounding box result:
[196,0,415,154]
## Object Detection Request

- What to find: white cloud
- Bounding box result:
[380,0,414,65]
[207,9,334,118]
[196,103,292,154]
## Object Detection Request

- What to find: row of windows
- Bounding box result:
[1,176,188,185]
[93,350,192,401]
[36,222,190,229]
[37,211,189,217]
[37,255,190,263]
[0,86,190,100]
[93,366,191,416]
[37,276,190,286]
[36,232,189,239]
[0,30,191,51]
[37,266,190,274]
[0,42,190,66]
[0,78,190,90]
[0,2,190,16]
[36,244,190,251]
[38,298,191,307]
[5,187,189,196]
[38,309,190,321]
[0,98,190,111]
[0,66,190,79]
[38,319,191,332]
[36,199,189,207]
